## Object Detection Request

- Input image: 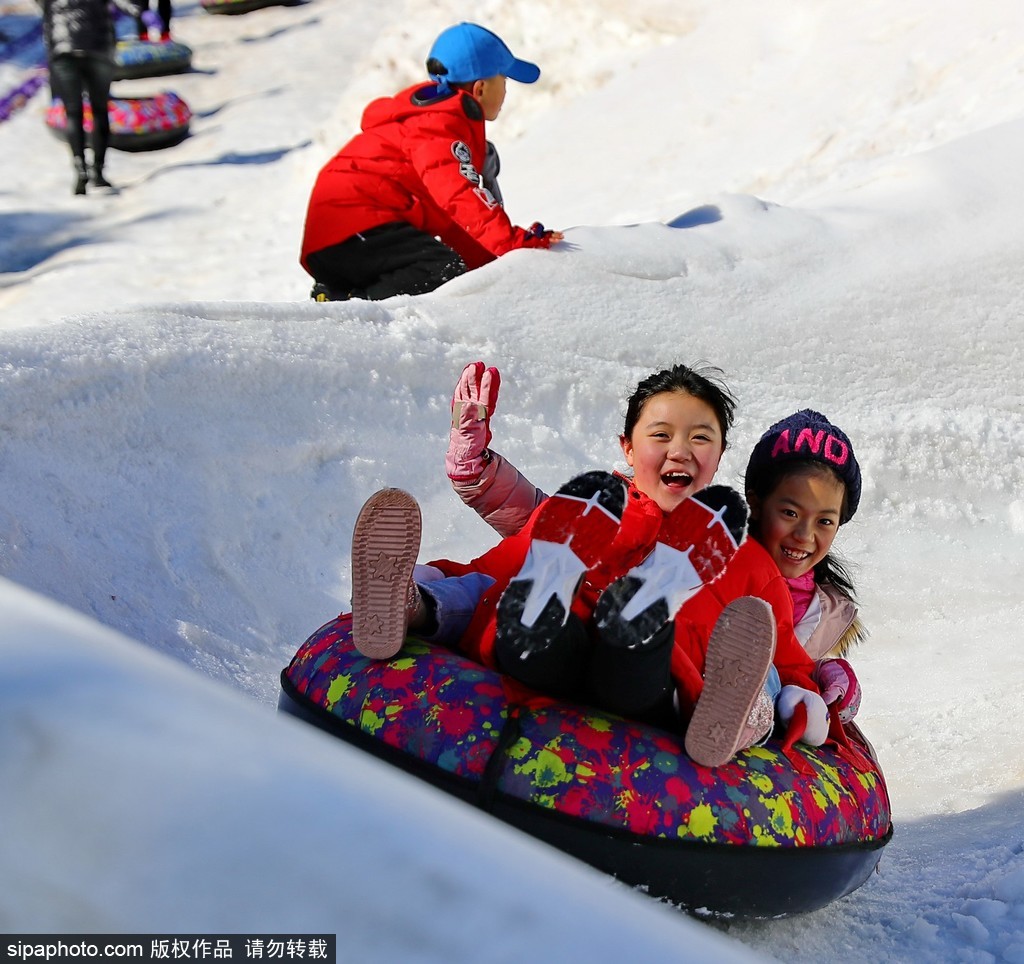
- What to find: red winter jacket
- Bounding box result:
[300,83,550,274]
[430,475,819,717]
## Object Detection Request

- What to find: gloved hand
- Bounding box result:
[525,222,564,246]
[815,657,861,723]
[140,9,160,28]
[777,685,829,746]
[446,361,500,483]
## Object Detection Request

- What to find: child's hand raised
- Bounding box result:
[446,361,500,483]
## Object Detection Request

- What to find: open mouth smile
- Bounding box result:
[661,471,693,488]
[781,546,811,562]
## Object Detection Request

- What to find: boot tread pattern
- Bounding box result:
[351,488,421,660]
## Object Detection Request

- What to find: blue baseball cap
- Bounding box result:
[427,23,540,85]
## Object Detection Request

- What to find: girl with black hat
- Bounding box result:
[744,409,866,724]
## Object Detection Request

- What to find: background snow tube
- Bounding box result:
[45,91,191,151]
[0,67,47,124]
[113,39,193,80]
[280,613,893,918]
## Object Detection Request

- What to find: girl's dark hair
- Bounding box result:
[748,459,859,602]
[622,363,737,450]
[815,553,858,603]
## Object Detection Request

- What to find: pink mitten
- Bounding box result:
[815,657,861,723]
[777,685,829,746]
[446,362,501,482]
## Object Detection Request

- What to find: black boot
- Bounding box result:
[586,485,750,728]
[589,603,676,722]
[310,282,349,302]
[90,143,114,191]
[73,158,88,196]
[90,165,113,190]
[493,471,627,698]
[495,607,590,699]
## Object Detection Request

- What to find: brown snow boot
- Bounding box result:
[351,488,422,660]
[684,596,776,767]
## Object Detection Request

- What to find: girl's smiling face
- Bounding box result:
[620,390,725,513]
[748,466,845,579]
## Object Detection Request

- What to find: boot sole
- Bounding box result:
[594,486,747,648]
[692,484,749,547]
[531,471,626,569]
[499,470,626,635]
[494,471,625,684]
[685,596,776,767]
[351,488,421,660]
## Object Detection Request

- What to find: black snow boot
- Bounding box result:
[73,158,88,196]
[90,165,113,190]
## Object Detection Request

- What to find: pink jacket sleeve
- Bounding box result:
[451,451,547,539]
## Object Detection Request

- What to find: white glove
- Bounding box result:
[777,685,829,746]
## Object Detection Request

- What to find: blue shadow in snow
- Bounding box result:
[667,205,722,229]
[0,211,91,274]
[0,205,194,277]
[192,87,287,120]
[209,145,305,165]
[238,9,319,46]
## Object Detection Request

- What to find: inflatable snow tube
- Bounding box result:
[0,67,48,125]
[113,39,193,80]
[45,92,191,151]
[200,0,291,14]
[279,613,893,919]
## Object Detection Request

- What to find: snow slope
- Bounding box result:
[2,1,1024,959]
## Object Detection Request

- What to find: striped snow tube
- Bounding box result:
[45,91,191,151]
[113,39,193,80]
[0,68,48,125]
[279,613,893,918]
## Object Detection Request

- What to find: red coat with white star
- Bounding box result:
[430,477,819,716]
[300,83,550,274]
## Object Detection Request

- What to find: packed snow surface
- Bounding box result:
[2,1,1024,960]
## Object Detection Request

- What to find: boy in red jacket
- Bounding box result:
[300,22,563,302]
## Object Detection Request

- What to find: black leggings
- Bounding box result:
[306,222,466,301]
[48,52,114,166]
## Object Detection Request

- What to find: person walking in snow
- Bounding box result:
[299,22,563,302]
[38,0,146,195]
